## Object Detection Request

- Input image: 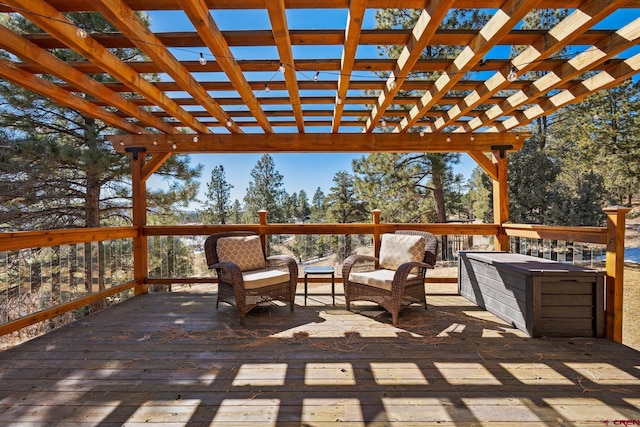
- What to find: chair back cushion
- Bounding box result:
[216,235,266,271]
[378,233,425,270]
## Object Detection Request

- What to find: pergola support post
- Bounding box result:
[492,152,509,251]
[604,206,630,343]
[131,154,148,295]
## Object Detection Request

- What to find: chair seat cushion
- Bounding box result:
[217,235,266,271]
[349,269,418,291]
[242,268,290,290]
[378,233,425,270]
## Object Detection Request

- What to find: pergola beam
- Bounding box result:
[0,58,146,134]
[178,0,272,133]
[0,24,175,134]
[267,0,305,133]
[434,0,629,131]
[364,0,454,132]
[396,0,542,133]
[332,0,367,133]
[92,0,233,133]
[464,16,640,132]
[23,29,633,50]
[3,0,208,133]
[108,132,526,154]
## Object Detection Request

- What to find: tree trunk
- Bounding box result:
[83,116,106,311]
[431,171,447,223]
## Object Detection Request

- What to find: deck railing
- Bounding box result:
[0,207,630,342]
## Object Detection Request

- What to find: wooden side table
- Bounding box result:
[304,266,335,306]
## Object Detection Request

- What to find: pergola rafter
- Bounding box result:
[0,0,637,150]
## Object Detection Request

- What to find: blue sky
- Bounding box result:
[145,8,481,207]
[144,8,640,208]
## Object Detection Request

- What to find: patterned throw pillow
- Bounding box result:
[378,233,425,270]
[216,236,266,272]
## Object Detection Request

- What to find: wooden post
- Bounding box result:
[372,209,381,259]
[258,210,268,254]
[492,152,509,251]
[604,206,630,343]
[131,154,148,295]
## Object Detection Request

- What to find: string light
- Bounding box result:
[336,95,343,105]
[470,135,475,141]
[389,77,397,89]
[381,119,386,127]
[152,139,158,145]
[314,71,320,81]
[199,53,207,66]
[446,136,451,143]
[419,130,425,137]
[76,26,87,39]
[264,84,271,92]
[226,118,233,127]
[193,135,199,142]
[172,143,177,149]
[7,7,635,88]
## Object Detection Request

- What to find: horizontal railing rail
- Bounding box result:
[0,207,630,343]
[0,227,137,337]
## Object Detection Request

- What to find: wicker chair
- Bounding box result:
[342,230,438,325]
[204,231,298,325]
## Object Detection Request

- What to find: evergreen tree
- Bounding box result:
[310,187,327,222]
[0,12,201,231]
[353,153,460,223]
[297,190,311,221]
[548,79,640,207]
[326,171,368,261]
[243,154,287,223]
[362,9,490,224]
[199,165,233,224]
[231,200,244,224]
[508,139,561,224]
[465,166,493,223]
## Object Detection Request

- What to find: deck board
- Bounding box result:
[1,284,639,426]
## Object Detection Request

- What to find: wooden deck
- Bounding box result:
[1,283,640,426]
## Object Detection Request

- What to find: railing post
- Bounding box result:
[131,154,148,295]
[603,206,630,343]
[372,209,381,259]
[492,152,509,251]
[258,210,268,254]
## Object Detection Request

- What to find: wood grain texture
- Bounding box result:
[1,285,639,425]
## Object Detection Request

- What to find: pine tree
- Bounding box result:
[243,154,287,223]
[0,12,201,231]
[326,171,368,261]
[200,165,233,224]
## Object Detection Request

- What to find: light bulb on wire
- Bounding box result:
[76,26,88,39]
[226,118,233,127]
[278,63,286,73]
[336,95,343,105]
[507,66,517,82]
[314,71,319,81]
[264,84,271,92]
[199,53,207,66]
[389,78,397,89]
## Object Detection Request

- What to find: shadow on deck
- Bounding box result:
[1,283,639,425]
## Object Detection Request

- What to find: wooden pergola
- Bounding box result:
[0,1,638,342]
